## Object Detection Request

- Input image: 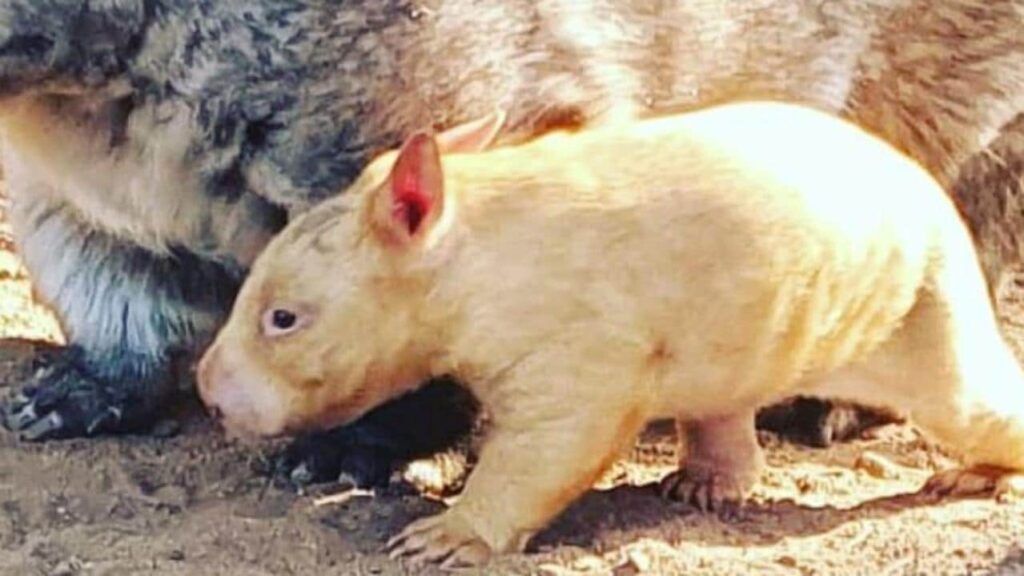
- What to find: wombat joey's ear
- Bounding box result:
[435,109,506,154]
[369,132,446,247]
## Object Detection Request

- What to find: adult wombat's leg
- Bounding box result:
[755,397,901,447]
[0,188,239,439]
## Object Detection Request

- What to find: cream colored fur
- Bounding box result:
[199,102,1024,567]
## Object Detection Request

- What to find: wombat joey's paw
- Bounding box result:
[0,351,142,441]
[660,467,751,517]
[387,510,492,569]
[272,427,399,490]
[923,465,1024,502]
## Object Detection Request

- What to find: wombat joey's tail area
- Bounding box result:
[806,255,1024,500]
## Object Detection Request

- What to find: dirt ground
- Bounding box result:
[0,213,1022,576]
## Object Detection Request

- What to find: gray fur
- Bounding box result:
[8,179,240,379]
[950,112,1024,298]
[0,0,146,97]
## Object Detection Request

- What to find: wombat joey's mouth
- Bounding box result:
[207,394,292,439]
[219,419,288,441]
[284,403,367,436]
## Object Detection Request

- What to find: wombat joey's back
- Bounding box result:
[197,112,505,437]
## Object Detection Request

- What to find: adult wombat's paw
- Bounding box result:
[270,426,400,490]
[0,346,168,440]
[270,378,480,491]
[756,397,901,447]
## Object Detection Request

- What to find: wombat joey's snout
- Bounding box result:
[197,343,289,438]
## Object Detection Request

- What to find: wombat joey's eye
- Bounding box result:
[261,308,306,338]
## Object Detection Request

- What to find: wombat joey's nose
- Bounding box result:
[193,345,287,437]
[195,347,219,402]
[196,352,247,428]
[196,346,236,415]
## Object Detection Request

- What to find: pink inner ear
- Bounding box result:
[392,180,430,235]
[389,133,441,237]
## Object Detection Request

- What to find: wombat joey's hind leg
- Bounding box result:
[660,408,765,515]
[0,198,239,440]
[273,378,479,490]
[814,271,1024,502]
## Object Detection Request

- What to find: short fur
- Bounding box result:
[0,1,1022,479]
[199,102,1024,566]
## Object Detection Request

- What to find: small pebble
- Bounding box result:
[570,555,607,572]
[168,549,185,561]
[625,549,652,572]
[153,485,189,510]
[777,555,798,568]
[854,451,898,479]
[612,563,640,576]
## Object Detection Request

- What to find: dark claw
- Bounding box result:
[0,346,170,441]
[20,411,64,441]
[2,395,38,430]
[285,461,316,487]
[15,370,70,412]
[273,430,398,489]
[85,406,123,436]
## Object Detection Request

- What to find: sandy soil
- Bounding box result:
[0,211,1022,576]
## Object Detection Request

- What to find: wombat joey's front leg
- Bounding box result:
[388,354,648,568]
[0,197,238,439]
[660,409,765,514]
